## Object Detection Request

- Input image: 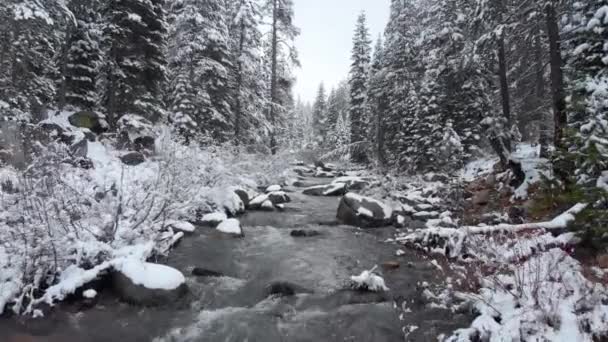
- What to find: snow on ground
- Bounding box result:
[216,219,242,235]
[511,144,551,200]
[461,156,498,182]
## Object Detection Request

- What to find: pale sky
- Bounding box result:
[293,0,391,103]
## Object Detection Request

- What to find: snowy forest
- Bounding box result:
[0,0,607,341]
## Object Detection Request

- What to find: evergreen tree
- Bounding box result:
[230,0,266,145]
[311,83,328,145]
[367,35,388,167]
[566,0,608,184]
[0,1,64,121]
[264,0,299,154]
[348,12,372,163]
[102,0,167,127]
[63,0,103,110]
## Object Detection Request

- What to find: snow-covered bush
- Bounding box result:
[0,123,289,315]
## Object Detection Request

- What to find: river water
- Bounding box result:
[0,177,470,341]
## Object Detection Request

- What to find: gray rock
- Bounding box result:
[120,152,145,166]
[268,192,290,205]
[290,230,321,237]
[336,193,393,228]
[68,111,108,134]
[266,281,312,297]
[192,268,224,278]
[70,138,88,158]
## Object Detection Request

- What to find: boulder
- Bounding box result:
[192,268,224,278]
[267,191,290,205]
[111,260,187,306]
[120,151,145,166]
[302,183,346,197]
[199,212,228,227]
[216,218,243,236]
[68,111,108,134]
[260,200,275,211]
[337,193,393,228]
[290,230,321,238]
[69,138,88,158]
[233,189,250,207]
[266,184,282,193]
[314,169,336,178]
[133,136,155,153]
[265,281,312,297]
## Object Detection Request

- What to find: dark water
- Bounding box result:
[0,178,470,342]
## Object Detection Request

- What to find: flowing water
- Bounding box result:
[0,177,470,342]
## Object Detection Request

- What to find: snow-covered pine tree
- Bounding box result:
[348,12,372,163]
[229,0,266,145]
[0,1,64,121]
[63,0,102,110]
[567,0,608,184]
[311,83,328,146]
[102,0,167,127]
[264,0,299,154]
[367,35,388,167]
[325,81,350,149]
[381,0,423,169]
[413,0,488,171]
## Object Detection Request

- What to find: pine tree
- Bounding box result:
[230,0,266,145]
[566,0,608,184]
[0,1,64,121]
[102,0,167,127]
[62,0,102,110]
[265,0,299,154]
[367,35,388,167]
[311,83,328,145]
[348,12,372,163]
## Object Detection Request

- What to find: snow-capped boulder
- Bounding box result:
[267,191,290,204]
[350,268,389,292]
[260,200,275,211]
[166,220,196,233]
[233,188,250,207]
[219,190,245,216]
[293,166,314,176]
[216,218,243,236]
[120,151,145,166]
[314,169,336,178]
[337,193,393,228]
[112,259,187,306]
[68,111,108,134]
[332,176,369,191]
[303,183,347,196]
[200,212,228,227]
[266,185,282,193]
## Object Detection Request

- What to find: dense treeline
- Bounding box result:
[0,0,302,148]
[308,0,607,187]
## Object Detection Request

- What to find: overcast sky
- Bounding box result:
[293,0,390,103]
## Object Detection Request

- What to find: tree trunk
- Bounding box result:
[497,34,512,153]
[269,0,279,155]
[376,96,387,170]
[234,19,246,146]
[545,1,567,152]
[535,22,550,158]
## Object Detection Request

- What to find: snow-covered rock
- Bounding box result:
[200,212,228,227]
[216,218,243,236]
[267,191,290,204]
[166,220,196,233]
[350,267,389,292]
[265,184,282,193]
[337,193,393,228]
[83,289,97,299]
[303,183,347,196]
[261,200,275,211]
[112,259,187,306]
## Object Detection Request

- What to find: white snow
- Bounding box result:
[166,220,196,233]
[350,266,389,292]
[115,259,185,291]
[216,218,242,235]
[201,212,228,223]
[83,289,97,299]
[266,185,282,192]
